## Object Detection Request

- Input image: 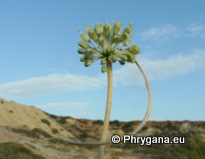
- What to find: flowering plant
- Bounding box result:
[78,20,140,72]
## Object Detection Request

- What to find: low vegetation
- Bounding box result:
[57,117,68,124]
[110,120,120,127]
[52,128,59,134]
[92,120,103,125]
[41,119,50,126]
[49,138,67,145]
[0,142,45,159]
[11,128,52,139]
[122,121,135,133]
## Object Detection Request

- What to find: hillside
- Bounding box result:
[0,98,205,159]
[0,97,77,140]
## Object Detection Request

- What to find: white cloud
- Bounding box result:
[0,73,105,98]
[139,24,180,41]
[139,23,205,41]
[114,50,205,85]
[186,24,205,37]
[36,101,89,109]
[0,50,205,97]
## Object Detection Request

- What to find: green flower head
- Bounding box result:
[77,20,140,73]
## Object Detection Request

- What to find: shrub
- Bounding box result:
[122,121,135,133]
[49,138,67,145]
[11,128,39,138]
[0,142,45,159]
[52,128,59,134]
[110,120,120,127]
[92,120,103,125]
[71,125,86,133]
[166,121,178,131]
[32,128,52,138]
[142,126,148,130]
[198,122,205,128]
[57,117,67,124]
[77,119,88,124]
[11,128,52,139]
[41,119,50,126]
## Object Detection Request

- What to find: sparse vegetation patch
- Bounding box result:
[57,117,67,124]
[52,128,59,134]
[0,142,45,159]
[49,138,67,145]
[11,128,52,139]
[122,121,135,133]
[110,120,120,127]
[41,119,50,126]
[92,120,103,125]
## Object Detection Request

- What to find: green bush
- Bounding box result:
[32,128,52,138]
[77,119,88,124]
[122,121,135,133]
[49,138,67,145]
[71,125,86,133]
[41,119,50,126]
[9,110,13,113]
[11,128,39,138]
[0,142,45,159]
[142,126,148,131]
[11,128,52,139]
[166,121,178,131]
[199,122,205,128]
[132,133,205,159]
[110,120,120,127]
[52,128,59,134]
[92,120,103,125]
[57,117,67,124]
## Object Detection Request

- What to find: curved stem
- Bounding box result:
[66,59,152,146]
[131,60,152,134]
[98,61,113,159]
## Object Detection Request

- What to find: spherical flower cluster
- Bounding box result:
[77,20,140,73]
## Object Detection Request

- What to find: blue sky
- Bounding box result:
[0,0,205,121]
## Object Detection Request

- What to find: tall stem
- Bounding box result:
[98,60,113,159]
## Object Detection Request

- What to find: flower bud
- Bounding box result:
[131,54,136,63]
[113,22,122,35]
[80,56,85,62]
[110,55,117,62]
[123,39,132,46]
[95,24,104,35]
[84,54,92,60]
[88,30,98,42]
[127,45,140,54]
[99,35,105,46]
[120,33,129,42]
[119,60,125,65]
[127,54,136,63]
[101,65,107,73]
[84,60,93,67]
[111,34,119,43]
[125,52,132,58]
[119,55,128,61]
[78,48,87,54]
[101,58,107,65]
[81,33,91,42]
[122,27,132,35]
[78,41,90,49]
[104,23,111,36]
[87,48,95,55]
